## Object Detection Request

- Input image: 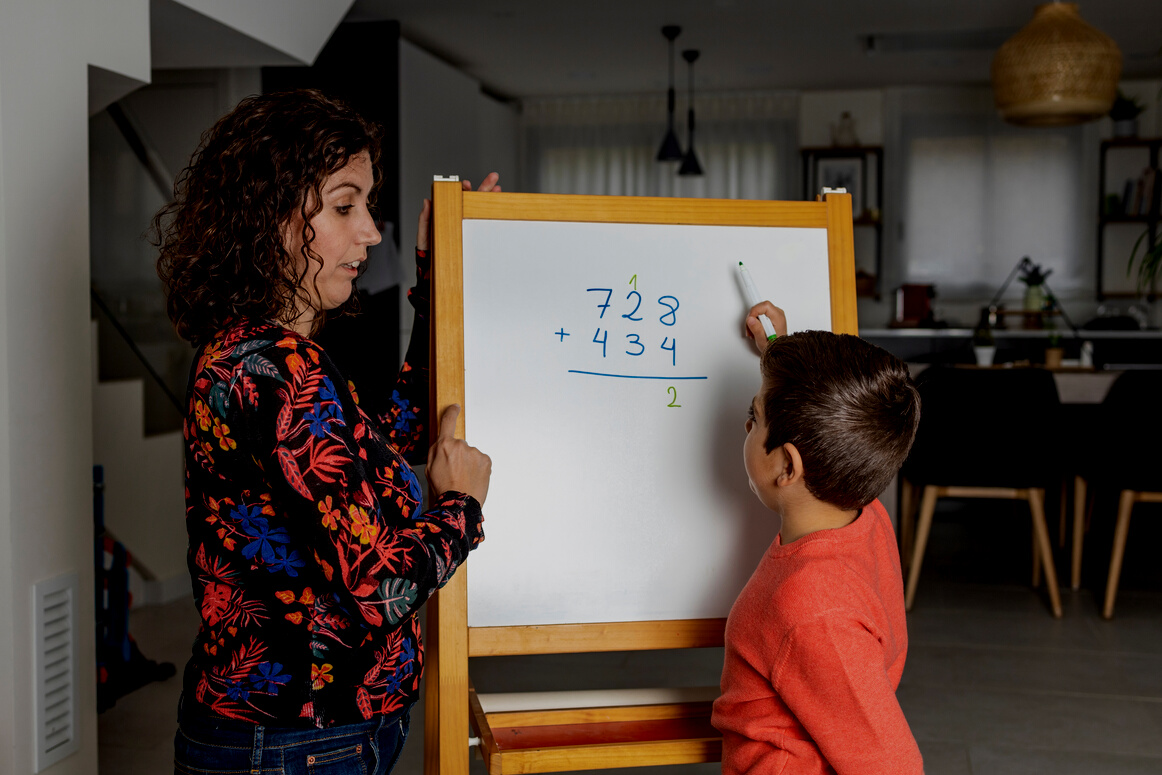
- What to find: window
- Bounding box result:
[522,93,797,201]
[897,91,1090,298]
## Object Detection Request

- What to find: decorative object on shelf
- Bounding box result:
[985,256,1079,334]
[656,25,683,162]
[973,307,996,366]
[677,49,703,177]
[1044,331,1064,368]
[1109,90,1146,138]
[894,283,936,327]
[1080,339,1094,367]
[973,344,997,367]
[816,156,863,216]
[1020,261,1052,313]
[1116,166,1158,218]
[830,111,860,147]
[855,270,876,297]
[1096,138,1160,299]
[802,146,883,298]
[991,2,1121,126]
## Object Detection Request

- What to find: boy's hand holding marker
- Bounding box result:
[737,261,787,355]
[744,301,787,355]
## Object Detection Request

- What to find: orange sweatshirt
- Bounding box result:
[712,499,923,774]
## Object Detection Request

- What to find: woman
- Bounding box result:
[156,89,494,773]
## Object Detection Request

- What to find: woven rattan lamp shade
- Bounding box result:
[992,3,1122,126]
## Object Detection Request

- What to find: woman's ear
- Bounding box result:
[776,442,805,487]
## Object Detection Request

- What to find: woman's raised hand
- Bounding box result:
[416,172,502,251]
[426,404,492,505]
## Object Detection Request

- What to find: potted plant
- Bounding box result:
[1045,330,1064,369]
[1018,260,1052,321]
[973,308,996,366]
[1109,91,1146,138]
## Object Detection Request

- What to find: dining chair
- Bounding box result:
[1070,369,1162,618]
[899,365,1065,617]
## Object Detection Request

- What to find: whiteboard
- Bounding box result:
[461,219,833,627]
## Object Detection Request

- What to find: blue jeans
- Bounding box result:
[174,699,410,775]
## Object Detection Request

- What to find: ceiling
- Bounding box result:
[348,0,1161,100]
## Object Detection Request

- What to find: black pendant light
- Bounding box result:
[678,49,703,177]
[656,25,683,161]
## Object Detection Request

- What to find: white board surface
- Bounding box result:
[462,219,833,627]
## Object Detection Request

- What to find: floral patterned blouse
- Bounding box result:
[180,250,483,728]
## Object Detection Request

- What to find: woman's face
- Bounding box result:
[285,150,382,324]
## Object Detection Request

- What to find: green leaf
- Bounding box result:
[1127,229,1162,293]
[231,339,274,358]
[208,382,229,418]
[241,354,284,382]
[379,578,419,626]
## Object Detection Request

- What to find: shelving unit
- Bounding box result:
[801,146,883,299]
[1097,138,1160,299]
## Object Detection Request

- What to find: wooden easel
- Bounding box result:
[425,185,857,775]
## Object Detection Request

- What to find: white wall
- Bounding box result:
[398,39,519,359]
[0,2,150,773]
[166,0,355,65]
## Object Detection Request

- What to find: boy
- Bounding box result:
[712,304,924,774]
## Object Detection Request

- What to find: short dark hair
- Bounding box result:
[759,331,920,510]
[154,89,381,345]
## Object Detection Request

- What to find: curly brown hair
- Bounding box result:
[155,89,381,345]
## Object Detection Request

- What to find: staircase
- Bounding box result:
[91,321,189,606]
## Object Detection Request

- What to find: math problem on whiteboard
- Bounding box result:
[555,275,708,406]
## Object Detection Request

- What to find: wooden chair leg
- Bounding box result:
[1032,524,1042,588]
[899,478,917,573]
[904,486,939,611]
[1102,490,1137,620]
[1072,476,1087,591]
[1085,483,1096,535]
[1028,488,1063,618]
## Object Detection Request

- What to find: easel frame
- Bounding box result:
[425,186,856,775]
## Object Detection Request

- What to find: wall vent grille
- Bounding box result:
[33,573,79,772]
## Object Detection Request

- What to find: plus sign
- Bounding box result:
[555,328,570,341]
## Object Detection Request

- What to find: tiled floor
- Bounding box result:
[100,499,1162,774]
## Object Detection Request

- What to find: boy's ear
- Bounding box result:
[775,442,805,487]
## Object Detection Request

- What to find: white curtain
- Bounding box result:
[521,92,798,200]
[895,88,1094,299]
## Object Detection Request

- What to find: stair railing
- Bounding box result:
[90,287,184,414]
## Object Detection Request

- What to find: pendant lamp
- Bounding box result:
[656,25,683,162]
[992,2,1122,127]
[678,49,703,177]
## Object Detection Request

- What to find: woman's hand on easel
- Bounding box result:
[416,172,502,251]
[427,403,492,506]
[744,301,787,356]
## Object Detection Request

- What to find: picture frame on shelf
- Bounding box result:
[801,145,883,299]
[816,156,863,217]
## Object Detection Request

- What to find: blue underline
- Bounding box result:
[567,370,709,380]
